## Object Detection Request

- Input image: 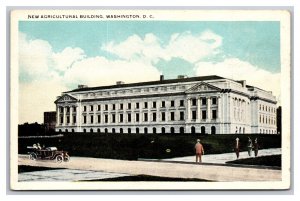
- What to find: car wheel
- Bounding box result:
[29,153,37,160]
[64,155,70,162]
[56,155,63,163]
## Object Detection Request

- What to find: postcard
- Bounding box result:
[10,9,291,190]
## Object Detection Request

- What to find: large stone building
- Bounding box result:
[54,75,277,134]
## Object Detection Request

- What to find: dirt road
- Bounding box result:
[18,155,281,182]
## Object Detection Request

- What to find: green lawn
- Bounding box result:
[19,133,281,160]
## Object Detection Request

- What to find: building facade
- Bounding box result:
[54,75,277,134]
[44,111,56,131]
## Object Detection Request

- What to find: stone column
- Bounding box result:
[69,106,72,126]
[187,98,191,121]
[207,97,211,120]
[197,97,201,121]
[63,106,66,126]
[56,105,59,127]
[217,96,221,122]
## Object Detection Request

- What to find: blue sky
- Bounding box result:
[18,20,281,123]
[19,21,280,75]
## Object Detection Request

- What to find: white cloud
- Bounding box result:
[102,30,223,63]
[18,32,161,123]
[19,32,53,77]
[52,47,86,71]
[63,56,161,87]
[194,58,281,103]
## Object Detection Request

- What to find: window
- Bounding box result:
[180,111,184,120]
[66,107,70,113]
[144,102,148,109]
[128,113,131,122]
[120,103,123,110]
[119,114,123,122]
[152,113,157,121]
[128,103,131,109]
[83,116,87,124]
[136,102,139,109]
[84,106,87,112]
[171,100,175,107]
[112,114,116,123]
[171,112,175,121]
[212,97,217,105]
[90,115,93,124]
[212,110,217,119]
[202,110,207,119]
[202,98,207,105]
[60,107,63,113]
[161,101,165,108]
[67,116,70,124]
[136,128,139,134]
[136,113,140,122]
[105,104,108,111]
[161,112,165,121]
[180,100,184,107]
[97,115,100,123]
[144,113,148,121]
[112,104,116,110]
[152,101,156,108]
[192,111,197,120]
[97,105,101,111]
[60,116,63,124]
[105,115,108,123]
[73,115,76,123]
[192,98,197,106]
[90,105,93,111]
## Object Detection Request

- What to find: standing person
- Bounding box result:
[247,137,253,157]
[234,138,240,159]
[195,139,204,163]
[253,138,259,157]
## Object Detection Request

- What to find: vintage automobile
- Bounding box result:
[27,146,70,163]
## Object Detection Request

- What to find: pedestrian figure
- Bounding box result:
[253,138,259,157]
[195,139,204,163]
[247,137,253,157]
[234,138,240,159]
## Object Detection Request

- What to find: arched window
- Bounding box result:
[243,127,245,134]
[65,129,68,133]
[180,127,184,134]
[144,127,148,134]
[239,127,241,133]
[71,129,74,133]
[104,128,108,133]
[59,129,62,133]
[112,128,115,133]
[170,127,175,134]
[128,128,131,134]
[191,126,196,134]
[161,127,165,134]
[83,129,86,133]
[97,128,100,133]
[211,126,216,134]
[90,128,93,133]
[152,127,156,134]
[201,126,205,134]
[120,128,123,134]
[136,128,139,134]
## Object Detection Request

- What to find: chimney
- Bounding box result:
[160,75,164,81]
[116,81,125,85]
[177,75,187,79]
[241,80,246,87]
[78,84,88,89]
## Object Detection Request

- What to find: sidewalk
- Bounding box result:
[161,148,281,164]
